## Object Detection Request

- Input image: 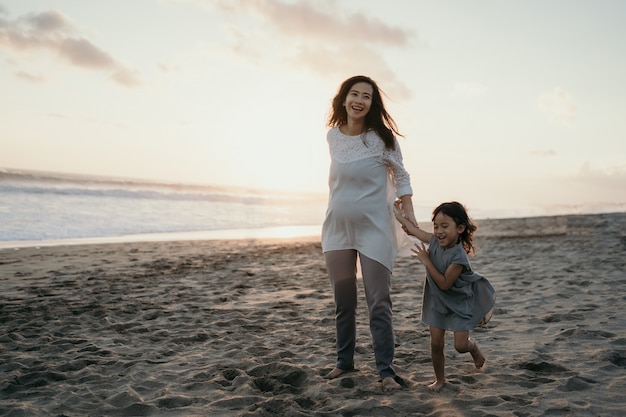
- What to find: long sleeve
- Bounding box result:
[383,138,413,198]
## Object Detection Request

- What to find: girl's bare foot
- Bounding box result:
[427,380,445,392]
[382,376,401,392]
[469,339,486,369]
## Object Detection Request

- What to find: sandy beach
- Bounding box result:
[1,212,625,416]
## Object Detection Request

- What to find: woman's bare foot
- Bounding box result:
[427,380,445,392]
[382,376,401,392]
[324,367,351,380]
[469,339,486,369]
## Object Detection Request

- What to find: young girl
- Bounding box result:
[394,201,495,392]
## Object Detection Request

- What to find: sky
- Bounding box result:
[1,0,626,219]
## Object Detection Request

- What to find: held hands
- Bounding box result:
[393,200,417,235]
[394,199,432,244]
[393,201,405,222]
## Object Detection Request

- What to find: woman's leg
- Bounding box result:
[324,250,358,375]
[429,326,446,392]
[359,254,396,380]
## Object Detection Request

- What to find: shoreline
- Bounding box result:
[0,224,322,250]
[4,210,624,251]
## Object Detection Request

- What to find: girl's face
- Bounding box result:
[432,211,465,250]
[343,82,373,122]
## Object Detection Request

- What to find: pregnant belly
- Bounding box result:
[327,196,380,224]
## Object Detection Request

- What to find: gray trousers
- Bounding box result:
[324,249,396,378]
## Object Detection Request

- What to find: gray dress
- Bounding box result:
[321,128,413,272]
[421,236,496,331]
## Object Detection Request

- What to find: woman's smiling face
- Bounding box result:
[343,82,373,121]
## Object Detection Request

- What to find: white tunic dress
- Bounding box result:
[321,127,413,272]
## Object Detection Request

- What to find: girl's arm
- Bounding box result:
[412,242,463,291]
[393,201,431,243]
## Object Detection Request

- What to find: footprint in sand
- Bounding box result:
[340,378,356,388]
[248,363,308,395]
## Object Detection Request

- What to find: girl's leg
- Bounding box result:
[324,250,358,377]
[359,254,400,392]
[453,331,486,369]
[429,326,446,392]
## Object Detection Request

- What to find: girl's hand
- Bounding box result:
[393,201,405,222]
[393,201,414,235]
[411,242,430,263]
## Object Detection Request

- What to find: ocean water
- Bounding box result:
[0,169,328,247]
[3,168,624,249]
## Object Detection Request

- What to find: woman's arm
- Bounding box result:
[384,137,418,227]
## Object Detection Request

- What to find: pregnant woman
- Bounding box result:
[321,75,417,392]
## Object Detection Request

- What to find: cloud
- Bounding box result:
[238,0,411,46]
[15,70,44,83]
[111,68,142,87]
[57,37,116,68]
[562,163,626,209]
[213,0,415,99]
[23,9,71,32]
[0,8,140,87]
[577,162,626,186]
[538,87,577,126]
[543,162,626,207]
[292,44,412,100]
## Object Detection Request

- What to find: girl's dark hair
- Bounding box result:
[327,75,402,150]
[432,201,478,255]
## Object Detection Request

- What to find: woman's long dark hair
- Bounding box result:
[432,201,478,255]
[327,75,402,150]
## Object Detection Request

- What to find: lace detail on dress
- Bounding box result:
[326,126,413,198]
[327,128,384,163]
